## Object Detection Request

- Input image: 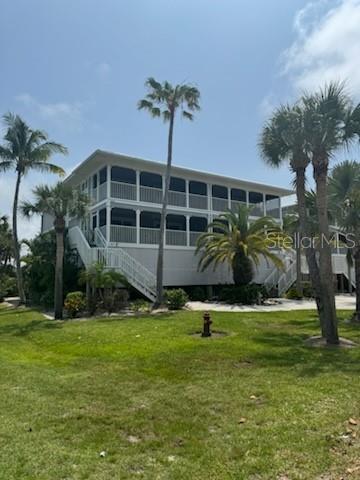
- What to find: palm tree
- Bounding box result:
[302,82,360,344]
[196,206,284,285]
[259,104,327,338]
[138,78,200,306]
[0,113,67,304]
[329,160,360,321]
[21,182,88,319]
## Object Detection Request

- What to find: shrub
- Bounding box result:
[285,287,303,300]
[189,286,207,302]
[102,288,129,314]
[0,275,17,302]
[165,288,189,310]
[219,284,268,305]
[302,281,314,298]
[130,299,151,313]
[64,291,86,318]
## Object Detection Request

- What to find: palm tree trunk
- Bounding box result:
[295,230,303,297]
[313,162,339,344]
[353,245,360,322]
[294,166,326,337]
[12,170,26,305]
[54,218,65,320]
[154,110,175,307]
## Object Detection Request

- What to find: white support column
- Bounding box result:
[279,197,283,228]
[107,164,111,199]
[186,215,190,247]
[228,187,231,209]
[208,184,211,211]
[106,201,111,243]
[96,172,99,203]
[185,179,189,208]
[136,170,140,202]
[262,193,266,216]
[246,190,249,208]
[136,209,140,244]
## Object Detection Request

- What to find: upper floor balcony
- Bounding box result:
[83,164,281,219]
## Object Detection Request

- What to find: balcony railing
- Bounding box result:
[166,229,187,246]
[231,200,246,212]
[98,183,107,201]
[168,190,186,207]
[190,231,203,246]
[111,181,136,201]
[91,188,98,204]
[189,193,207,210]
[110,225,136,243]
[249,203,264,217]
[140,185,163,204]
[212,197,229,212]
[140,227,160,244]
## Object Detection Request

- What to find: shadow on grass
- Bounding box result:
[0,308,62,337]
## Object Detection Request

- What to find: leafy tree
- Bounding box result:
[0,113,67,304]
[329,160,360,321]
[0,215,13,268]
[138,78,200,306]
[260,103,326,337]
[21,182,88,319]
[301,82,360,344]
[196,206,284,286]
[22,231,80,308]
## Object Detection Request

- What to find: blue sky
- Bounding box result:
[1,0,360,238]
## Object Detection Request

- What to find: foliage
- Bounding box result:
[219,284,268,305]
[101,289,129,315]
[196,205,285,286]
[64,291,86,318]
[23,231,80,308]
[165,288,189,310]
[130,299,151,313]
[0,274,17,302]
[0,215,13,268]
[285,287,303,300]
[188,286,207,302]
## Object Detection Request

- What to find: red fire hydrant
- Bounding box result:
[202,311,212,337]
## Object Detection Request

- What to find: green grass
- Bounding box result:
[0,306,360,480]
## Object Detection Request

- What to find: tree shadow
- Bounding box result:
[0,308,62,337]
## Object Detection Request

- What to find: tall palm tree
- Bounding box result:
[259,104,327,338]
[21,182,88,319]
[329,160,360,321]
[302,82,360,343]
[196,206,284,285]
[138,78,200,306]
[0,113,67,304]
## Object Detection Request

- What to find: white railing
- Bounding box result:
[190,231,202,247]
[231,200,246,212]
[212,197,229,212]
[168,190,186,207]
[99,183,107,201]
[110,225,136,243]
[140,185,163,204]
[140,227,160,244]
[166,229,187,246]
[70,226,156,301]
[189,193,207,210]
[111,181,136,200]
[94,228,107,248]
[278,262,297,295]
[91,188,98,204]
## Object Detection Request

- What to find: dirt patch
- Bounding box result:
[190,330,230,339]
[304,336,357,348]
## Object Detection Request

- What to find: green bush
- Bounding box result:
[302,281,314,298]
[219,284,268,305]
[102,288,129,314]
[64,291,86,318]
[189,286,207,302]
[165,288,189,310]
[130,299,151,313]
[0,274,17,302]
[285,287,303,300]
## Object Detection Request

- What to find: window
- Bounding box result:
[249,191,264,216]
[212,185,228,199]
[111,166,136,184]
[265,194,280,218]
[190,217,207,232]
[189,180,207,196]
[231,188,246,203]
[140,211,161,229]
[111,208,136,226]
[169,177,185,192]
[99,167,107,185]
[92,214,97,229]
[140,172,162,189]
[92,174,98,189]
[166,214,186,231]
[99,208,106,227]
[213,218,228,233]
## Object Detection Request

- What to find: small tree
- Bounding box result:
[21,182,88,319]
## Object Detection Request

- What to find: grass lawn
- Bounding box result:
[0,306,360,480]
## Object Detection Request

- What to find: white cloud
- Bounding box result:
[96,62,111,79]
[15,94,85,130]
[258,94,278,118]
[282,0,360,96]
